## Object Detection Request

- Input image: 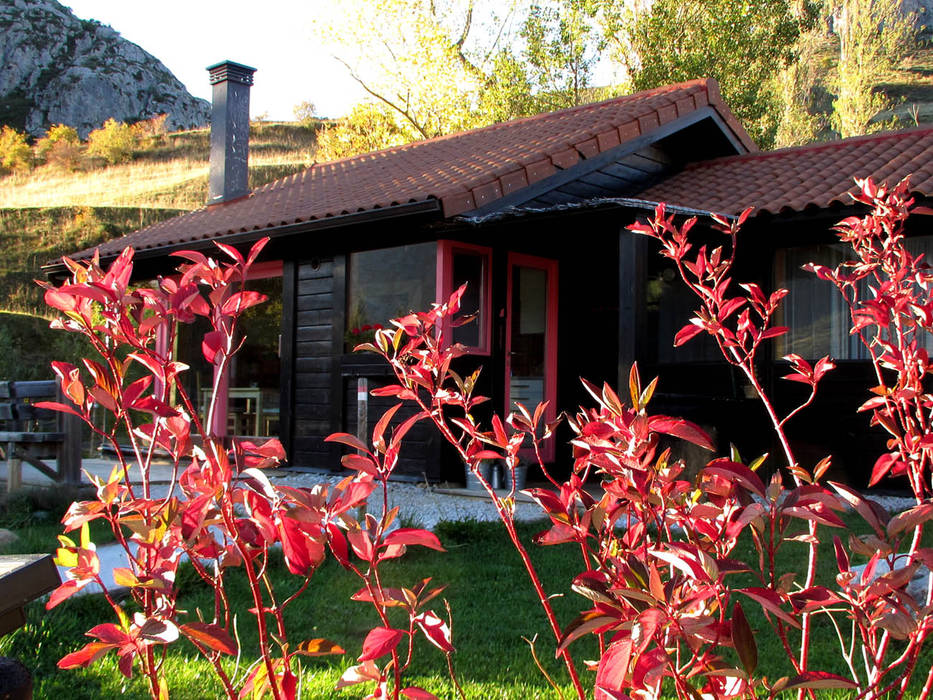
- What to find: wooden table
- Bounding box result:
[201,386,263,436]
[0,554,60,636]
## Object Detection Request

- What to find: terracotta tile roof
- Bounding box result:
[639,127,933,217]
[80,79,752,260]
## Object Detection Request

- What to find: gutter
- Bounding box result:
[456,196,734,226]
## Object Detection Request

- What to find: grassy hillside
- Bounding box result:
[0,206,184,313]
[0,122,319,209]
[0,310,91,381]
[0,122,319,377]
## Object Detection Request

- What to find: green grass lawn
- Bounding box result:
[1,505,931,698]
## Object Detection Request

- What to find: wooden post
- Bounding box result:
[6,442,20,492]
[356,378,368,446]
[57,386,82,485]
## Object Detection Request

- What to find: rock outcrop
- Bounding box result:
[0,0,209,137]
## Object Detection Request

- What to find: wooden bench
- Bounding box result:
[0,380,82,490]
[0,554,60,636]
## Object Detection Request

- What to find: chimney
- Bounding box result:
[207,60,256,205]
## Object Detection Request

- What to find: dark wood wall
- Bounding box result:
[290,255,345,469]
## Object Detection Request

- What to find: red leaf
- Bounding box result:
[415,610,454,652]
[731,601,757,675]
[341,453,378,475]
[595,638,632,699]
[759,325,789,340]
[325,432,369,452]
[648,416,715,451]
[888,502,933,537]
[703,459,766,498]
[34,401,84,420]
[57,641,114,669]
[674,322,705,346]
[214,241,244,265]
[220,291,267,316]
[180,622,237,655]
[830,481,887,537]
[869,453,901,487]
[201,330,226,364]
[737,587,799,628]
[401,688,439,700]
[130,396,179,418]
[781,671,857,691]
[372,403,402,451]
[46,579,88,610]
[359,626,405,661]
[383,528,445,552]
[335,661,381,689]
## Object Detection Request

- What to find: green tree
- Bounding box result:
[829,0,915,137]
[86,118,138,164]
[35,124,83,170]
[0,126,33,174]
[604,0,817,148]
[773,27,830,147]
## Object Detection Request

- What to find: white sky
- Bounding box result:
[61,0,365,120]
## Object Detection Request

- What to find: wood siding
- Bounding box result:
[292,256,344,468]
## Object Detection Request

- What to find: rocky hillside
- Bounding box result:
[0,0,209,137]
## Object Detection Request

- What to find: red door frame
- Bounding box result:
[505,253,559,462]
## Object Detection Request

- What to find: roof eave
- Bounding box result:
[42,198,444,277]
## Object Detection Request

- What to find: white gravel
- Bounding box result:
[143,471,544,532]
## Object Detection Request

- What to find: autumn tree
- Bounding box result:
[35,123,83,170]
[316,102,415,161]
[86,118,138,165]
[314,0,603,159]
[0,126,32,174]
[604,0,818,148]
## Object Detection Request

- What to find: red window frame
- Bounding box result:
[436,240,493,355]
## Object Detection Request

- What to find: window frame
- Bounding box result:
[436,240,493,356]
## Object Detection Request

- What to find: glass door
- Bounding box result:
[505,253,558,461]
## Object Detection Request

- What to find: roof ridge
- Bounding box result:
[683,126,933,170]
[308,78,714,169]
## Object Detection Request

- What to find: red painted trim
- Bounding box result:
[505,252,559,463]
[246,260,283,280]
[437,240,492,356]
[154,320,171,397]
[211,366,229,437]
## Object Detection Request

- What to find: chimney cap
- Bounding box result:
[207,60,256,86]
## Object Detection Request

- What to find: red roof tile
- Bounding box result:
[81,79,751,259]
[639,127,933,217]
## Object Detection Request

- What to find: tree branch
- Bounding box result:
[333,56,432,139]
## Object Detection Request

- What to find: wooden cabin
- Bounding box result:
[48,62,933,485]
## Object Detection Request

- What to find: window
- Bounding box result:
[173,262,283,437]
[347,243,437,349]
[645,260,720,364]
[437,240,492,354]
[346,241,492,354]
[775,236,933,360]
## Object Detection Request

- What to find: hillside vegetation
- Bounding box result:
[0,122,319,209]
[0,122,319,378]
